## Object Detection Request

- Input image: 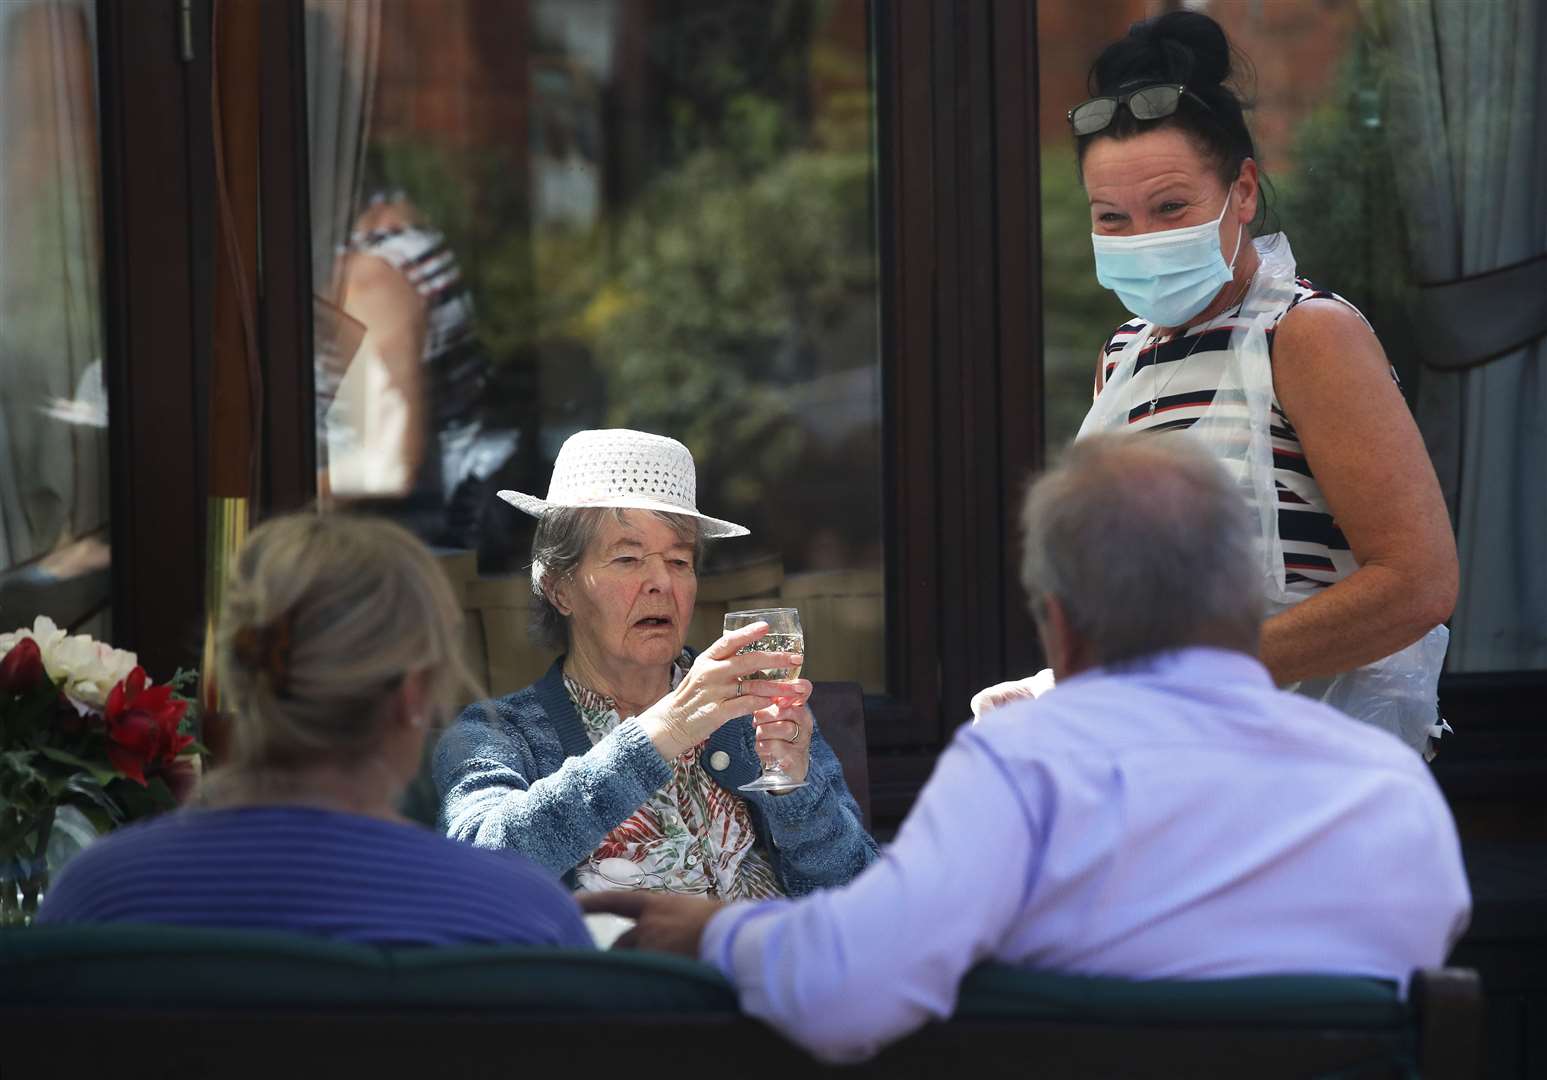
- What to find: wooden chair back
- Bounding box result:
[808,680,870,830]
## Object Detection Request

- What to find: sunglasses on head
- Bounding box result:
[1067,83,1213,137]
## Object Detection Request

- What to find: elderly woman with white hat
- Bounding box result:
[434,429,876,901]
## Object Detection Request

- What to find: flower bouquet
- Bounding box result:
[0,617,201,924]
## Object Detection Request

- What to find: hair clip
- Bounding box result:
[233,611,294,696]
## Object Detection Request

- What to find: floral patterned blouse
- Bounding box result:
[567,657,784,901]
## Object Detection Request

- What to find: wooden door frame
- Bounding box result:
[98,0,212,679]
[256,0,316,514]
[93,0,1547,832]
[869,0,1044,819]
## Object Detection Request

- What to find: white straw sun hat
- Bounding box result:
[497,429,750,539]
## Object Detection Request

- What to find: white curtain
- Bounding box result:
[306,0,380,300]
[1381,0,1547,672]
[0,0,108,629]
[305,0,379,468]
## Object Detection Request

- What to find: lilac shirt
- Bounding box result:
[700,648,1471,1063]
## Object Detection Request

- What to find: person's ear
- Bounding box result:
[1032,598,1066,678]
[395,669,432,731]
[547,576,574,617]
[1042,596,1096,679]
[1234,158,1260,225]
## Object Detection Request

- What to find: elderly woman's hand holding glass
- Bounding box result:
[628,619,806,771]
[433,429,876,913]
[720,607,810,792]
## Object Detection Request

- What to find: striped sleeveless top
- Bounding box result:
[347,223,488,429]
[1094,278,1380,593]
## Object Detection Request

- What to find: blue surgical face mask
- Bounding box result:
[1091,191,1244,327]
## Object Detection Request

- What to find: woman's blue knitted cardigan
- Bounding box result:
[433,658,878,894]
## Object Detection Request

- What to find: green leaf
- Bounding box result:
[0,749,43,780]
[144,775,177,811]
[38,746,120,787]
[0,751,48,805]
[0,816,38,852]
[91,769,180,821]
[62,774,125,825]
[78,806,115,835]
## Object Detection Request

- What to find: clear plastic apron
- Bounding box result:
[1076,235,1449,754]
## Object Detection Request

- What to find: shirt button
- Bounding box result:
[709,750,731,771]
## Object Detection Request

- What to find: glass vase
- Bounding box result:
[0,803,55,927]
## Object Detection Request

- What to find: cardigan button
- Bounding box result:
[708,750,731,771]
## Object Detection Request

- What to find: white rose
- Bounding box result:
[86,640,141,704]
[15,615,69,653]
[4,616,140,707]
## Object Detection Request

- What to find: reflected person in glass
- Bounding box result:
[434,429,876,902]
[982,11,1457,755]
[319,184,511,558]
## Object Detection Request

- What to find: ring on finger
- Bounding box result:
[788,720,801,743]
[736,680,745,697]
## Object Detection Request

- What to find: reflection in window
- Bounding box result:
[306,1,885,691]
[0,1,110,637]
[1039,0,1547,673]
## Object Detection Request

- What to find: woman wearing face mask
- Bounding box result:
[1014,12,1456,754]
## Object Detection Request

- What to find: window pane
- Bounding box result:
[0,1,111,640]
[1040,1,1390,449]
[1039,1,1547,674]
[306,0,885,692]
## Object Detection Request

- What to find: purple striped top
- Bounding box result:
[37,805,591,948]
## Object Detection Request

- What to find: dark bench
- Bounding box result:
[0,925,1480,1078]
[1433,675,1547,1080]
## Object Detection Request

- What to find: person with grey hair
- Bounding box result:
[434,429,876,906]
[582,433,1469,1065]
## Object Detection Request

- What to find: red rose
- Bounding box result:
[0,638,45,694]
[104,666,192,786]
[106,711,161,784]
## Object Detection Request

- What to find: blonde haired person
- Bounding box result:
[40,513,589,947]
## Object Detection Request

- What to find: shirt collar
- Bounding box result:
[1059,646,1272,693]
[563,651,692,716]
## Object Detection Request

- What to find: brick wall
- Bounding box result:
[1038,0,1360,172]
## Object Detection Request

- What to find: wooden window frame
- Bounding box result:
[97,0,313,671]
[244,0,1051,821]
[866,1,1045,818]
[96,1,1547,827]
[98,0,1048,818]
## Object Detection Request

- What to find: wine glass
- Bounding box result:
[723,607,807,792]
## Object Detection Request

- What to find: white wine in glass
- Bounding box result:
[724,607,807,792]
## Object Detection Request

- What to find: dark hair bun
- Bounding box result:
[1077,11,1266,229]
[1092,11,1233,95]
